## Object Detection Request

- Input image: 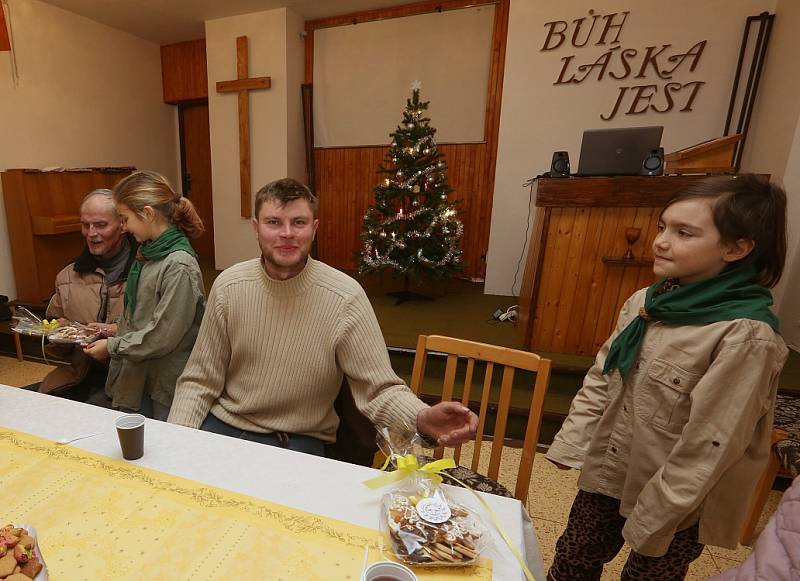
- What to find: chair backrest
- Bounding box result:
[410,335,551,502]
[326,377,378,467]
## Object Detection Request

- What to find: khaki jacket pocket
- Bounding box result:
[635,359,701,434]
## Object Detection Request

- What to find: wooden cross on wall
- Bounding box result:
[216,36,271,218]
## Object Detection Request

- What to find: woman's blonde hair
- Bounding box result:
[113,170,204,239]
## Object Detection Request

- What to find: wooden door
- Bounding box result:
[179,102,215,258]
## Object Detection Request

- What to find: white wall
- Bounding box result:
[486,0,777,296]
[0,0,178,299]
[776,122,800,349]
[284,9,306,184]
[205,7,306,270]
[739,0,800,349]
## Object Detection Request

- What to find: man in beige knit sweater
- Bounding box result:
[168,178,477,456]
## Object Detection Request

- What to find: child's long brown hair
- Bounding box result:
[663,174,787,287]
[113,170,204,239]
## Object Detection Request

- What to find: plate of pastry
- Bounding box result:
[0,524,47,580]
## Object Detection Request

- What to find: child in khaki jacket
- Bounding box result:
[545,174,789,581]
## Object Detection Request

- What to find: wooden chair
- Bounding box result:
[7,301,49,362]
[740,426,793,545]
[410,335,552,503]
[326,377,378,467]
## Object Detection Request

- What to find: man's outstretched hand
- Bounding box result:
[416,402,478,446]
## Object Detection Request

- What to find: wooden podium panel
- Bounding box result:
[1,168,134,303]
[517,175,710,356]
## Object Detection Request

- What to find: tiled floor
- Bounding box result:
[0,355,784,579]
[0,354,55,387]
[444,441,783,580]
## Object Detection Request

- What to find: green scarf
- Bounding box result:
[603,264,778,380]
[124,225,197,316]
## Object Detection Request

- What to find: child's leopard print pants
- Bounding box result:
[548,490,704,580]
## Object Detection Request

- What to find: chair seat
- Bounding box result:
[439,463,514,498]
[385,456,513,498]
[774,394,800,477]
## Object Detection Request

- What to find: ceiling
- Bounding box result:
[40,0,416,44]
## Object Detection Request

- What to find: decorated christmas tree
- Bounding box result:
[359,86,463,301]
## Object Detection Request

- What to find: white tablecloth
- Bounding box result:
[0,385,546,580]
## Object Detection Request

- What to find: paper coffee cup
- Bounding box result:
[115,413,145,460]
[362,560,417,581]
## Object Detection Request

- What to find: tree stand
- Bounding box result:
[387,275,434,306]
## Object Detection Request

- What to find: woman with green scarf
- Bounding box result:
[545,175,789,581]
[84,171,206,421]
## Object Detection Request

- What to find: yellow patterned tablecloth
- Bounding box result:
[0,429,491,581]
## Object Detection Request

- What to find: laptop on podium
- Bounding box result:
[575,126,663,176]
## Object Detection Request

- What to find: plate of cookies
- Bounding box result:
[47,324,100,346]
[0,524,47,581]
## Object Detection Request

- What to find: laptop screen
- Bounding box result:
[576,126,663,176]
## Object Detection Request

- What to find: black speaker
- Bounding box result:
[549,151,570,178]
[640,147,664,176]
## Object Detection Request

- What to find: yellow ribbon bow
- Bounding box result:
[363,454,456,489]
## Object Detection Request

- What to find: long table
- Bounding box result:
[0,385,546,580]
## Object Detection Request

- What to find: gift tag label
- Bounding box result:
[415,497,452,523]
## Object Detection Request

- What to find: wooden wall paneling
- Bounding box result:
[306,0,500,30]
[342,148,349,247]
[161,39,208,104]
[181,103,216,258]
[530,208,565,351]
[473,144,489,272]
[450,145,465,263]
[33,235,86,299]
[1,171,36,300]
[628,206,659,297]
[551,207,590,353]
[575,209,622,355]
[517,206,548,346]
[616,207,655,301]
[531,208,576,351]
[563,207,606,354]
[476,0,508,275]
[350,148,361,257]
[635,211,659,291]
[527,209,559,350]
[304,22,314,85]
[316,149,331,258]
[590,207,638,352]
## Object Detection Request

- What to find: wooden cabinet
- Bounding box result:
[517,176,710,356]
[161,39,208,104]
[1,168,133,303]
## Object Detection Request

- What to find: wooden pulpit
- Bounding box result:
[664,134,742,174]
[516,175,713,356]
[1,167,134,303]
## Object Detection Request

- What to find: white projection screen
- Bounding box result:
[312,4,495,147]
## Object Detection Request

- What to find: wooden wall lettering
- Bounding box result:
[541,10,708,121]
